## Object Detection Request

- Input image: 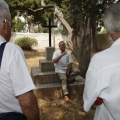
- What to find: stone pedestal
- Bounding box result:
[45,47,55,61]
[39,59,55,72]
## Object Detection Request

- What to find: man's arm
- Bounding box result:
[66,62,73,77]
[66,52,73,77]
[17,91,40,120]
[53,51,67,63]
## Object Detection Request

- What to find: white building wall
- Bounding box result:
[10,32,65,50]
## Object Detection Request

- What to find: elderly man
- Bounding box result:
[83,1,120,120]
[0,0,39,120]
[52,41,73,102]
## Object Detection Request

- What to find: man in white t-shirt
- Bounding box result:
[52,41,73,102]
[0,0,39,120]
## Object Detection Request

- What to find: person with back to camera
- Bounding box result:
[52,41,73,102]
[0,0,40,120]
[83,1,120,120]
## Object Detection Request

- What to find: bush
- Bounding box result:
[14,37,38,50]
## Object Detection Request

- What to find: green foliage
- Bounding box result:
[6,0,117,34]
[98,28,107,34]
[59,0,117,33]
[6,0,54,29]
[54,28,63,34]
[5,0,55,33]
[14,18,25,32]
[14,37,38,50]
[34,28,39,33]
[43,28,49,33]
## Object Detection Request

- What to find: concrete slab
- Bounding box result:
[39,59,55,72]
[31,67,60,85]
[34,81,84,98]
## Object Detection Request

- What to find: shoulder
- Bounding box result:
[6,42,24,56]
[88,48,110,72]
[92,48,110,61]
[54,50,60,54]
[66,51,71,56]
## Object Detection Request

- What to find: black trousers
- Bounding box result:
[0,112,26,120]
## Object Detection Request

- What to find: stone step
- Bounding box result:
[34,81,84,98]
[39,59,55,72]
[31,67,60,85]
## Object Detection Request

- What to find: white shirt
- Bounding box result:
[83,38,120,120]
[0,36,35,113]
[52,50,73,73]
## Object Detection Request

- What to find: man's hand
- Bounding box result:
[53,51,67,63]
[18,91,40,120]
[91,97,103,110]
[91,103,97,110]
[66,70,70,77]
[61,51,67,56]
[66,62,73,77]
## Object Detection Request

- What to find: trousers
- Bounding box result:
[58,73,68,95]
[0,112,26,120]
[57,67,80,95]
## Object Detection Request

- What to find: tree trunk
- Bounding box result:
[71,30,79,51]
[91,18,98,52]
[54,6,73,45]
[22,13,34,33]
[29,22,34,33]
[79,16,91,78]
[38,23,43,33]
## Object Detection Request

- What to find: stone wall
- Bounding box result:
[10,32,113,51]
[10,32,65,50]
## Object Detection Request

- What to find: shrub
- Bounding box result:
[14,37,38,50]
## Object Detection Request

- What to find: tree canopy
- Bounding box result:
[6,0,117,33]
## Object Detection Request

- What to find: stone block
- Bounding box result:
[31,67,60,85]
[34,81,84,98]
[39,59,55,72]
[45,47,55,61]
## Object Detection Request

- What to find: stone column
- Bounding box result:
[45,47,55,61]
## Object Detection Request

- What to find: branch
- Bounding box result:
[28,8,44,12]
[28,5,55,13]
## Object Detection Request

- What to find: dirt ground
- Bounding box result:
[24,49,95,120]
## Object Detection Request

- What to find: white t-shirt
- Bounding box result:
[0,36,35,114]
[52,50,73,73]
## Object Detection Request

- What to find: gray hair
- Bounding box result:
[0,0,11,28]
[104,1,120,34]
